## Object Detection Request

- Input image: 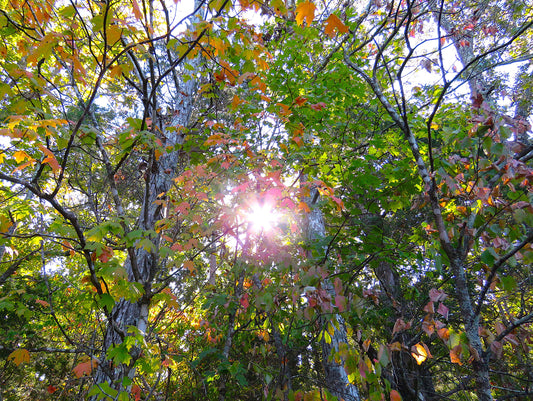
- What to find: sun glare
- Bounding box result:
[247,203,279,232]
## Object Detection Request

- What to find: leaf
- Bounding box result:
[183,260,195,273]
[429,288,447,302]
[131,0,143,20]
[295,1,316,26]
[8,348,30,366]
[450,345,463,365]
[47,385,58,394]
[411,343,431,365]
[35,299,50,307]
[423,301,434,314]
[324,14,348,38]
[131,385,141,401]
[73,359,98,378]
[309,102,327,111]
[437,302,449,320]
[38,145,61,172]
[390,390,402,401]
[335,295,346,312]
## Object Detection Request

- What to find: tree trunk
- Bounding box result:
[305,186,360,401]
[91,8,201,396]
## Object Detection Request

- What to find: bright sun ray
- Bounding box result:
[247,203,279,232]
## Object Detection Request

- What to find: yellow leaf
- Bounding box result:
[8,349,30,366]
[13,150,30,163]
[411,343,429,365]
[323,14,348,38]
[295,1,316,26]
[430,122,439,130]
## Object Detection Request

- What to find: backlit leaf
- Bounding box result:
[324,14,348,38]
[295,1,316,26]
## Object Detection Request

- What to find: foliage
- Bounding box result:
[1,0,532,400]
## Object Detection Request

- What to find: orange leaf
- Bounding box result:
[411,343,430,365]
[8,348,30,366]
[298,201,311,213]
[324,14,348,38]
[47,385,57,394]
[72,359,98,378]
[38,145,60,172]
[390,390,402,401]
[295,1,316,26]
[450,344,463,365]
[183,260,195,273]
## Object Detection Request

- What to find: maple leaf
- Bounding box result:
[324,14,349,38]
[72,359,98,378]
[47,385,58,394]
[295,1,316,26]
[309,102,327,111]
[8,348,30,366]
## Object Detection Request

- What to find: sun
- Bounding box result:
[247,203,279,232]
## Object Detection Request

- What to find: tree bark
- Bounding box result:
[305,186,360,401]
[91,7,201,396]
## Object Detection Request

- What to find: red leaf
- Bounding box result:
[309,102,327,111]
[423,301,434,314]
[240,293,249,309]
[335,295,346,312]
[47,385,57,394]
[437,302,449,320]
[132,384,141,401]
[429,288,447,302]
[390,389,402,401]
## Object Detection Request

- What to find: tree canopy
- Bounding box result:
[1,0,532,400]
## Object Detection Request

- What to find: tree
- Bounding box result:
[1,0,532,400]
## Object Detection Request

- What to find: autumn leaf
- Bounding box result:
[411,343,432,365]
[8,348,30,366]
[183,260,195,273]
[390,389,402,401]
[295,1,316,26]
[35,299,50,307]
[450,345,463,365]
[131,0,143,20]
[437,302,449,320]
[72,359,98,378]
[324,14,349,38]
[429,288,447,302]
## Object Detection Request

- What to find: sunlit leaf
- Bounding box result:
[295,1,316,26]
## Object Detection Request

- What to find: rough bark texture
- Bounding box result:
[91,15,201,395]
[306,187,360,401]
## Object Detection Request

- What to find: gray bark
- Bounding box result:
[91,7,201,396]
[305,186,360,401]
